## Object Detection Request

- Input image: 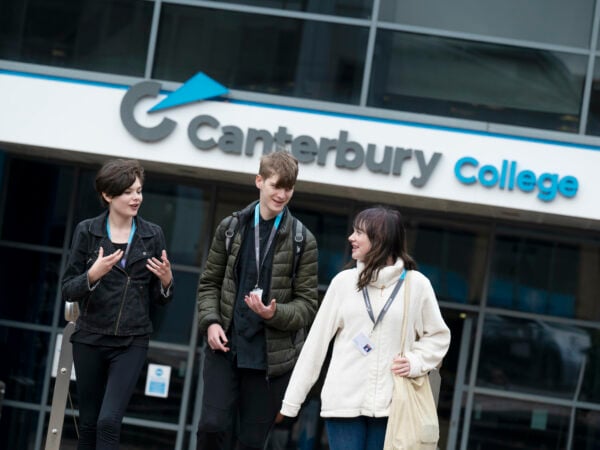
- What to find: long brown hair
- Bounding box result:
[353,206,417,290]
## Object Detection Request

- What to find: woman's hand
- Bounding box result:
[147,249,173,289]
[88,246,123,284]
[391,355,411,377]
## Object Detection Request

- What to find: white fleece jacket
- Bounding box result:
[280,259,450,418]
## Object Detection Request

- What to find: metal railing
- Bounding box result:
[44,302,79,450]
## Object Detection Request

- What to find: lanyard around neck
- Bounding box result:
[254,203,283,288]
[362,269,406,333]
[106,218,136,268]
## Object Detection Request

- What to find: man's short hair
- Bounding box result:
[259,151,299,189]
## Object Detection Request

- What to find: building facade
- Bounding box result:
[0,1,599,449]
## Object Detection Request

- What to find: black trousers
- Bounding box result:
[72,342,147,450]
[196,347,291,450]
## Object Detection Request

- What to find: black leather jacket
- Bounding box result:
[62,211,173,336]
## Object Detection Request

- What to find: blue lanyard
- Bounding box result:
[106,218,136,268]
[362,269,406,334]
[254,203,283,288]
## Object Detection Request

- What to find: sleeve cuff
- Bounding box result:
[161,280,173,297]
[87,273,100,291]
[280,401,301,418]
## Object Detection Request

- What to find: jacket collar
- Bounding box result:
[237,200,292,235]
[357,258,406,289]
[88,210,155,238]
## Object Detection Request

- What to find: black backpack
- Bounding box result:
[224,214,306,284]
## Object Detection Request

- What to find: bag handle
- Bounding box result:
[399,270,411,357]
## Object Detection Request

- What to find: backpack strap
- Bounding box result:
[224,215,239,255]
[291,218,306,283]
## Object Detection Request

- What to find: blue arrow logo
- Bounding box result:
[149,72,228,113]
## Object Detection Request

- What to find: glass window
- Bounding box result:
[56,414,179,450]
[468,395,569,449]
[379,0,594,48]
[210,185,256,243]
[369,31,586,132]
[574,409,600,449]
[0,247,60,325]
[214,0,373,18]
[154,5,369,104]
[409,222,488,305]
[0,158,73,247]
[0,408,39,450]
[138,181,212,267]
[125,347,188,424]
[436,310,474,450]
[585,58,600,136]
[581,329,600,403]
[61,347,188,425]
[478,315,592,399]
[71,168,103,225]
[150,270,199,345]
[488,234,600,321]
[293,208,349,285]
[0,0,152,76]
[0,327,50,403]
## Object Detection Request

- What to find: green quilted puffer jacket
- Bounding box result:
[197,201,319,377]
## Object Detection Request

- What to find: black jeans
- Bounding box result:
[196,347,291,450]
[72,342,147,450]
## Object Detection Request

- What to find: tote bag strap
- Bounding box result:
[399,270,411,357]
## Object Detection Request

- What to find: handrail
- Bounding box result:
[44,302,79,450]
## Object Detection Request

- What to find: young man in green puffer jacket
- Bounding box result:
[196,150,319,450]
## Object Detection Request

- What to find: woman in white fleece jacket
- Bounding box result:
[280,206,450,450]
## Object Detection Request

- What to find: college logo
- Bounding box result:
[120,72,228,142]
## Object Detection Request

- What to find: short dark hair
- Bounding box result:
[259,151,298,189]
[353,206,417,290]
[95,159,145,207]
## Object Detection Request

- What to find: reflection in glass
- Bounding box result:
[585,58,600,136]
[72,168,103,227]
[150,270,199,344]
[215,0,373,18]
[127,348,187,424]
[468,395,569,449]
[0,0,152,76]
[379,0,594,48]
[436,310,472,450]
[0,327,50,403]
[0,247,60,324]
[293,209,349,284]
[154,5,368,104]
[65,347,188,424]
[0,408,39,450]
[1,159,73,247]
[139,183,211,267]
[369,31,586,132]
[488,234,600,320]
[478,315,591,398]
[409,224,487,304]
[573,409,600,449]
[580,329,600,403]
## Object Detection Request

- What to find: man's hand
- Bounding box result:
[207,323,229,352]
[244,291,276,320]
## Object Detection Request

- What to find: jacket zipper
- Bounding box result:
[114,274,130,335]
